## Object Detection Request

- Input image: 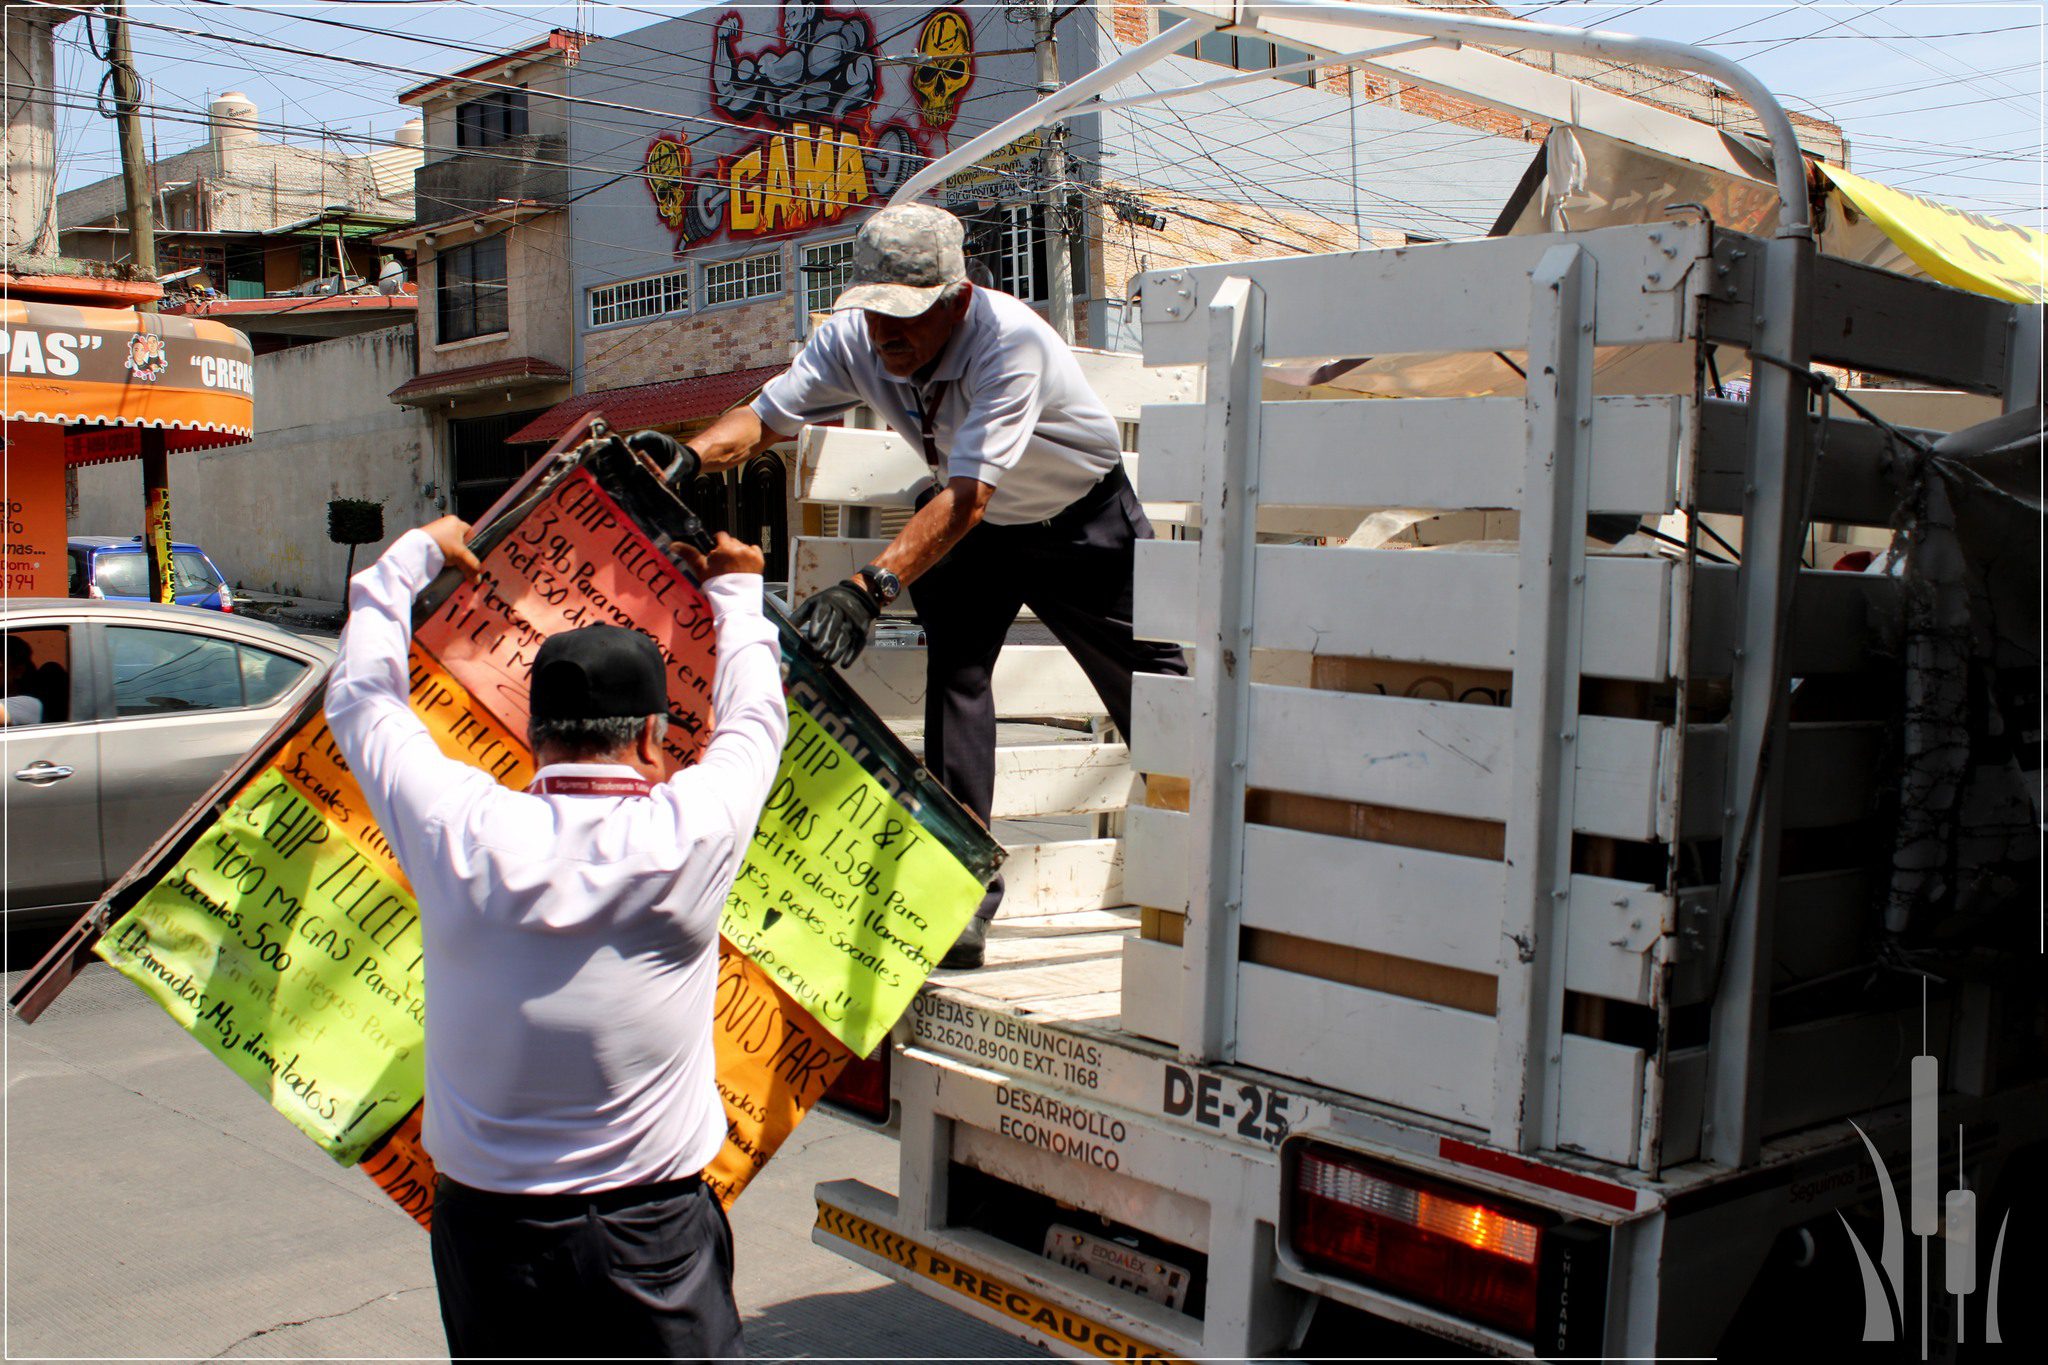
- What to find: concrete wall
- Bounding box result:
[73,327,435,599]
[413,55,573,219]
[417,53,573,156]
[3,11,64,258]
[414,210,573,375]
[58,132,417,234]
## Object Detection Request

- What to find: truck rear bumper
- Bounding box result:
[813,1179,1204,1362]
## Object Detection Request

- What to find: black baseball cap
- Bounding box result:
[529,625,668,723]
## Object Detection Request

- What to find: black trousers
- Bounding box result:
[430,1174,744,1361]
[910,465,1189,923]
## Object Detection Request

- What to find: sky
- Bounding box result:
[33,1,2048,229]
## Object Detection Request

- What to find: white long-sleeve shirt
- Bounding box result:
[754,287,1122,525]
[324,529,788,1194]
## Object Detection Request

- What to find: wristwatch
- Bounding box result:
[856,563,902,608]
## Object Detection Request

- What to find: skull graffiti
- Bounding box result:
[911,9,974,129]
[644,136,693,228]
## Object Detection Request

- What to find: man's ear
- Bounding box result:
[638,714,663,766]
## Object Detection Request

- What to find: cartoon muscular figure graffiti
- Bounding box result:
[645,4,972,248]
[712,2,879,125]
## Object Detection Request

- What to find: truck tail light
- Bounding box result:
[1291,1145,1543,1338]
[823,1045,891,1123]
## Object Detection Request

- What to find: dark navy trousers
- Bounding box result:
[430,1173,743,1361]
[909,464,1190,923]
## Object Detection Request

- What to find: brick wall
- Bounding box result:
[1111,1,1147,46]
[579,296,794,393]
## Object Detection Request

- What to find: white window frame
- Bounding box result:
[588,269,692,329]
[700,251,785,308]
[800,239,858,318]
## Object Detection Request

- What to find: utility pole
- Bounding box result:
[106,1,174,604]
[1033,1,1074,343]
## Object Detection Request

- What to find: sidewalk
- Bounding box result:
[236,587,345,632]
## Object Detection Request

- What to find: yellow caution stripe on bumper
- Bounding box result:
[814,1199,1187,1363]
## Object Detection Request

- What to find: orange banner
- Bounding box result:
[359,1106,437,1230]
[703,951,854,1206]
[416,470,717,770]
[270,646,535,887]
[2,423,68,596]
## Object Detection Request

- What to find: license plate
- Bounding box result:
[1043,1224,1191,1311]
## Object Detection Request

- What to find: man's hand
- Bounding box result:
[421,516,481,584]
[626,430,701,487]
[792,580,880,668]
[672,531,766,583]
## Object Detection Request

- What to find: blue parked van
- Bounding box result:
[67,536,236,612]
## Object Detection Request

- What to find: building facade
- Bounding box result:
[396,1,1845,566]
[504,0,1543,560]
[381,33,580,521]
[64,95,431,595]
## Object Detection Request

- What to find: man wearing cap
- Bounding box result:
[324,515,786,1361]
[645,203,1187,970]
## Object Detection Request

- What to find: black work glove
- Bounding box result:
[626,429,701,487]
[793,579,881,668]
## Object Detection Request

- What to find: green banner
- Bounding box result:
[95,774,426,1162]
[721,703,984,1056]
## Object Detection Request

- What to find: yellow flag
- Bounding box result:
[1821,163,2047,304]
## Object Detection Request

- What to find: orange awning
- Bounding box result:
[2,299,254,459]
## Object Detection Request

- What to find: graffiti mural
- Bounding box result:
[909,9,974,129]
[711,2,879,123]
[643,3,976,248]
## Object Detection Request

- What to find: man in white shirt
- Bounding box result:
[325,516,786,1361]
[2,636,45,726]
[651,205,1187,968]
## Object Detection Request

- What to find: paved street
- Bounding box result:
[2,942,1042,1361]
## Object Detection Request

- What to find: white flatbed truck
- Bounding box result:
[791,4,2046,1356]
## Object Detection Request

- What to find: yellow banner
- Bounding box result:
[1821,163,2047,304]
[721,703,984,1056]
[96,775,427,1163]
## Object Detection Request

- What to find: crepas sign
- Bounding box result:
[0,299,254,446]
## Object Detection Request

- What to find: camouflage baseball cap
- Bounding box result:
[834,204,968,317]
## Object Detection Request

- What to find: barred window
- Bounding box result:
[801,240,857,316]
[701,252,784,307]
[589,270,690,327]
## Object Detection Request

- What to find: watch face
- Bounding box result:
[864,567,901,604]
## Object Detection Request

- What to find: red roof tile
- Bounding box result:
[389,356,568,405]
[507,365,787,445]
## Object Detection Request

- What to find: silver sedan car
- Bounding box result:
[2,600,334,928]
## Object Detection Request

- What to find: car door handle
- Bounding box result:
[13,762,75,785]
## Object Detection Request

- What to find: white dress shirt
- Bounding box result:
[753,286,1123,525]
[325,529,788,1194]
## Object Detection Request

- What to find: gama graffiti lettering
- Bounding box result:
[642,4,973,247]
